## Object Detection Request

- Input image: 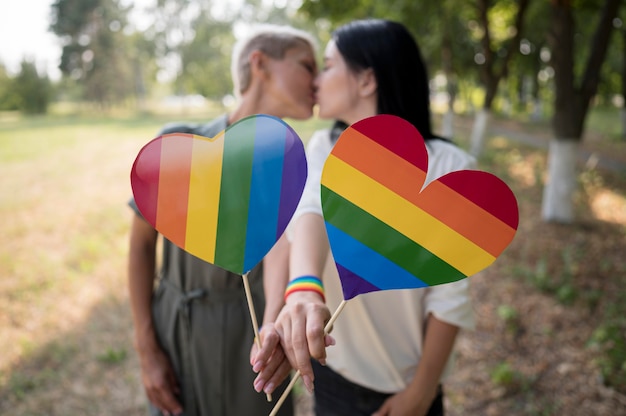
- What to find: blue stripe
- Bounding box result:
[324,222,429,291]
[243,115,285,272]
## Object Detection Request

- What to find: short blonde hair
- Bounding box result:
[231,24,317,98]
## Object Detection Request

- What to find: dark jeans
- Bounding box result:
[312,360,444,416]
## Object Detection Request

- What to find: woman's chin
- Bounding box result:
[287,107,314,120]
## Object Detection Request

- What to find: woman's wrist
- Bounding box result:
[284,275,325,303]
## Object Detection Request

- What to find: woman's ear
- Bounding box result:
[249,50,270,80]
[358,68,377,98]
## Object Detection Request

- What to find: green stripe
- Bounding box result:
[321,186,466,285]
[214,120,256,273]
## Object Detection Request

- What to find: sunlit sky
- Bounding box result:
[0,0,259,82]
[0,0,158,81]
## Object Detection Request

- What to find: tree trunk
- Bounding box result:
[442,107,455,138]
[621,107,626,141]
[441,22,456,139]
[470,109,491,156]
[622,27,626,140]
[542,0,621,223]
[542,140,578,222]
[471,0,530,156]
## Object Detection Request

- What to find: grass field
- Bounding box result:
[0,108,329,415]
[0,112,176,414]
[0,105,624,415]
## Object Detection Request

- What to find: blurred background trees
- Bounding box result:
[0,0,621,126]
[0,0,623,222]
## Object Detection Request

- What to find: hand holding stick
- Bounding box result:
[269,300,347,416]
[242,272,273,402]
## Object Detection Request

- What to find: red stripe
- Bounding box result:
[350,114,428,171]
[437,171,519,229]
[131,137,162,227]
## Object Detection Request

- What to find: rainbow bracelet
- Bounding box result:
[284,275,325,302]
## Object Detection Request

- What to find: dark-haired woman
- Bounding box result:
[254,19,475,416]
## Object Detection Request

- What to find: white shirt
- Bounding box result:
[292,128,477,393]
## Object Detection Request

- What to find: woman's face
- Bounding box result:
[263,42,317,120]
[315,40,375,124]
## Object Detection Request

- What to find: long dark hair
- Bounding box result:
[331,19,440,142]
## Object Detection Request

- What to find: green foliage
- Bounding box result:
[515,247,579,306]
[0,63,19,111]
[50,0,135,106]
[497,304,520,333]
[0,60,52,114]
[13,61,52,114]
[180,16,234,99]
[587,275,626,393]
[588,319,626,390]
[97,348,127,365]
[490,361,532,392]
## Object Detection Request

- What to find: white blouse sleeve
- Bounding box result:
[286,130,333,241]
[423,140,479,330]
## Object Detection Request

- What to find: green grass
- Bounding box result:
[586,106,624,141]
[0,107,332,415]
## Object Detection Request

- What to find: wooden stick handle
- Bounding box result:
[268,300,347,416]
[242,272,272,402]
[268,369,301,416]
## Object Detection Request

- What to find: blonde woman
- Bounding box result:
[128,24,317,416]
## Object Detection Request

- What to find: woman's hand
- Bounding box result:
[250,323,293,394]
[273,291,334,392]
[138,343,183,416]
[372,391,432,416]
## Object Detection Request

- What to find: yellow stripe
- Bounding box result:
[185,133,225,262]
[322,155,495,275]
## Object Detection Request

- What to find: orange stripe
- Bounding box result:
[331,127,427,201]
[332,128,515,256]
[417,180,517,256]
[156,134,192,248]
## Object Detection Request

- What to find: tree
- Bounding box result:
[600,12,626,139]
[299,0,535,145]
[50,0,134,106]
[9,60,52,114]
[126,31,158,111]
[541,0,622,222]
[468,0,531,155]
[0,63,18,111]
[179,16,234,100]
[147,0,197,96]
[507,0,552,121]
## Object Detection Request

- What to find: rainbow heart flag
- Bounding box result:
[321,114,518,300]
[131,114,307,274]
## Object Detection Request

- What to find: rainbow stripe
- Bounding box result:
[131,114,307,274]
[284,276,325,302]
[321,115,518,300]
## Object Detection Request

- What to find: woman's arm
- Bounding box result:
[128,214,183,415]
[373,314,459,416]
[253,213,333,394]
[261,233,291,324]
[279,213,332,388]
[253,131,335,393]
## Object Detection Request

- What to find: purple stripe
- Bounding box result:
[276,122,307,238]
[336,263,380,300]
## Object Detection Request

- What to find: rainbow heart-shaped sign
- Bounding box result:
[321,114,518,300]
[131,114,307,274]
